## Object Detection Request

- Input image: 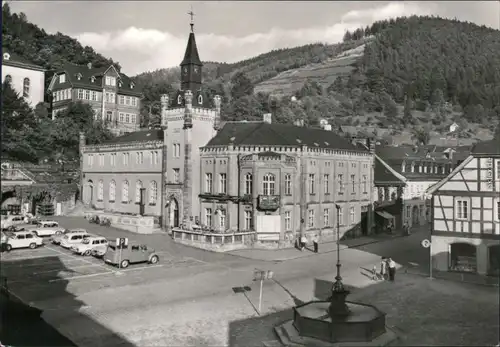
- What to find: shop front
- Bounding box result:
[449,242,477,273]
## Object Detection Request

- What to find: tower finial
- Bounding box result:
[188,6,195,32]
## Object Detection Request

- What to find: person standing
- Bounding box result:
[300,235,307,251]
[312,235,319,253]
[380,257,387,280]
[388,258,396,281]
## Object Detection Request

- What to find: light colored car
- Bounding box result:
[51,229,87,245]
[3,231,44,251]
[60,232,91,249]
[71,236,108,256]
[37,220,59,228]
[30,224,66,237]
[1,215,26,229]
[104,241,159,268]
[1,231,8,243]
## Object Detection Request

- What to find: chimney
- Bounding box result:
[87,62,92,70]
[263,113,272,124]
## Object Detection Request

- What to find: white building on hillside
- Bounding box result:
[2,50,45,107]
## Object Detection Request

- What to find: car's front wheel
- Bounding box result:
[150,255,159,264]
[120,260,129,268]
[29,243,36,249]
[83,250,91,256]
[5,244,12,252]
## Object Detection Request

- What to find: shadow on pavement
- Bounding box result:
[0,255,136,347]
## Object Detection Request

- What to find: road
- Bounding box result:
[1,219,446,346]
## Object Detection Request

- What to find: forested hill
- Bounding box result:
[1,3,119,71]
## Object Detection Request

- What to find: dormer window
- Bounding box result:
[198,95,203,104]
[177,95,182,104]
[411,162,415,173]
[105,76,116,86]
[418,164,422,173]
[130,82,135,89]
[76,73,82,81]
[3,53,10,60]
[118,81,123,88]
[401,161,406,173]
[90,76,96,83]
[59,74,66,83]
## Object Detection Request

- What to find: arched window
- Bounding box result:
[23,77,30,97]
[135,180,143,203]
[109,180,116,202]
[262,173,275,195]
[4,75,12,84]
[149,181,158,205]
[198,95,203,104]
[244,173,253,195]
[122,180,129,202]
[401,161,406,173]
[97,180,104,201]
[177,95,182,104]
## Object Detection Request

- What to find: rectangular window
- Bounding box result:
[351,174,356,194]
[106,92,115,103]
[284,174,292,195]
[154,151,159,165]
[125,113,130,123]
[244,211,253,230]
[110,153,116,166]
[284,211,291,231]
[91,91,97,101]
[219,173,227,194]
[324,174,329,194]
[338,207,344,226]
[308,210,315,228]
[219,209,226,229]
[205,208,212,228]
[497,201,500,221]
[323,209,329,227]
[106,111,113,122]
[173,168,180,183]
[131,97,137,107]
[87,154,93,167]
[456,200,469,220]
[173,143,180,158]
[85,90,90,100]
[119,113,124,122]
[122,153,129,166]
[205,173,213,193]
[131,114,136,124]
[78,89,83,99]
[362,175,367,194]
[59,74,66,83]
[309,174,315,194]
[105,76,116,86]
[119,95,125,105]
[338,174,344,194]
[99,154,104,166]
[350,207,355,224]
[125,96,131,106]
[406,205,411,219]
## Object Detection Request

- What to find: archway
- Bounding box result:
[83,180,94,205]
[412,205,419,226]
[1,190,16,206]
[167,198,179,228]
[449,242,477,273]
[488,245,500,276]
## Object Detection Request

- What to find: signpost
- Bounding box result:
[116,237,128,270]
[421,239,432,279]
[253,269,274,315]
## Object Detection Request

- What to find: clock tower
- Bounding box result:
[180,15,202,93]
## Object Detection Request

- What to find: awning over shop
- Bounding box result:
[376,211,394,220]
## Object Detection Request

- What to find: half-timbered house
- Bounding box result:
[427,138,500,276]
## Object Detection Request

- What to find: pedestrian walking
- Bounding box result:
[380,256,387,280]
[372,264,379,280]
[388,258,396,281]
[312,235,319,253]
[300,235,307,251]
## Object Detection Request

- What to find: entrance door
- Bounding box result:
[84,180,94,205]
[169,198,179,228]
[412,205,419,226]
[488,245,500,276]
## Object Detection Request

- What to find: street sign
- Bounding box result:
[116,237,128,247]
[253,269,275,315]
[421,239,431,248]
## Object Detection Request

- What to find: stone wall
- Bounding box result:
[172,229,255,252]
[85,211,161,234]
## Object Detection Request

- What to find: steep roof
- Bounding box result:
[181,32,202,66]
[2,49,44,71]
[49,63,141,96]
[104,129,163,144]
[374,155,406,185]
[206,122,368,152]
[471,138,500,155]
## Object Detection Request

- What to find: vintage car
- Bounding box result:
[51,229,87,245]
[3,231,44,251]
[103,241,159,268]
[29,222,65,237]
[71,236,108,256]
[59,232,91,249]
[1,215,26,229]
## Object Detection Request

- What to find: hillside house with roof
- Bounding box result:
[375,144,471,228]
[2,50,45,106]
[198,117,375,246]
[47,62,142,135]
[427,138,500,276]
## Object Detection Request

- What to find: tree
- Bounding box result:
[230,72,254,99]
[380,92,398,118]
[402,95,413,125]
[34,102,50,120]
[411,126,431,145]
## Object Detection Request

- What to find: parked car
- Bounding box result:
[59,232,91,249]
[3,231,44,251]
[36,220,59,228]
[103,242,159,268]
[30,224,66,237]
[51,229,87,245]
[1,215,26,229]
[71,236,108,256]
[1,231,8,244]
[1,225,26,232]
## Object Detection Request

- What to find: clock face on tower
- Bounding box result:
[183,67,188,75]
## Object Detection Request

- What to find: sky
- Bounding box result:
[6,1,500,76]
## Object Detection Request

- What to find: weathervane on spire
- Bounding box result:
[188,6,195,32]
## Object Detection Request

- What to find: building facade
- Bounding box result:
[2,50,45,106]
[47,63,142,135]
[428,139,500,276]
[197,118,375,245]
[80,130,164,218]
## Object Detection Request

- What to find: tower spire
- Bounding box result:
[188,6,195,32]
